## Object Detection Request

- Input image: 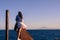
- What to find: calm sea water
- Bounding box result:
[0,30,60,40]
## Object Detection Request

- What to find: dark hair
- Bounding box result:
[18,11,23,19]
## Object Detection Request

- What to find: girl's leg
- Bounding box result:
[18,28,22,39]
[19,28,22,38]
[17,28,19,39]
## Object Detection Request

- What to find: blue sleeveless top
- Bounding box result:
[16,15,22,22]
[15,15,22,28]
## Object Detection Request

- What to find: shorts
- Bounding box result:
[17,22,21,28]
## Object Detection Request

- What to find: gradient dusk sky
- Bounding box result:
[0,0,60,29]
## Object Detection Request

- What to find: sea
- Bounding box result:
[0,29,60,40]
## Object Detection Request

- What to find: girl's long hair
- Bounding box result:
[18,11,23,19]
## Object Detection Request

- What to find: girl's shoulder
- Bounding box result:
[16,15,18,17]
[16,15,19,18]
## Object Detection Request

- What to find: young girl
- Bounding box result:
[15,11,26,39]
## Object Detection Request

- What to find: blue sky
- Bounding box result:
[0,0,60,29]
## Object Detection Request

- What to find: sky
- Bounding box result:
[0,0,60,30]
